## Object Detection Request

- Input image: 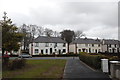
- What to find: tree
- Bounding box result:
[60,30,75,53]
[52,31,60,37]
[44,28,53,37]
[37,26,44,36]
[1,12,24,55]
[19,24,30,51]
[74,30,85,39]
[29,24,37,39]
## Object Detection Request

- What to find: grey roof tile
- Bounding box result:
[33,36,66,43]
[71,38,101,44]
[104,39,119,44]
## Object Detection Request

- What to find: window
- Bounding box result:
[79,49,81,52]
[98,49,101,53]
[86,49,88,53]
[92,44,94,47]
[35,43,39,47]
[35,49,39,53]
[109,49,111,52]
[46,49,48,53]
[63,43,66,47]
[55,49,57,52]
[54,43,57,47]
[98,44,100,47]
[63,49,66,53]
[45,43,49,47]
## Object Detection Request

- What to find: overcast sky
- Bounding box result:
[0,0,119,39]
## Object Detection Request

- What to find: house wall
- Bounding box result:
[102,44,120,53]
[101,45,107,52]
[69,44,76,53]
[29,42,67,55]
[69,43,102,54]
[76,44,102,53]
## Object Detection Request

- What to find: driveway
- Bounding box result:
[63,57,111,80]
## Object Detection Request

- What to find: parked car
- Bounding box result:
[18,53,32,58]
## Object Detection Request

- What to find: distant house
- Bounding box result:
[101,39,120,53]
[29,36,67,55]
[69,38,102,53]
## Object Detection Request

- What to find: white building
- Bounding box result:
[29,36,67,55]
[69,38,102,53]
[101,39,120,53]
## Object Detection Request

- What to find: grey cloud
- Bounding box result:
[1,1,118,39]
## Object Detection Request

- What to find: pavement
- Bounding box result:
[63,57,111,80]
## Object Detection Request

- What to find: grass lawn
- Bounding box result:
[3,59,66,78]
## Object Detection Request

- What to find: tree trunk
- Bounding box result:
[67,43,69,54]
[75,43,77,54]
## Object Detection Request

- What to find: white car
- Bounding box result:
[18,53,32,58]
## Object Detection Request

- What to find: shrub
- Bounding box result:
[2,55,10,70]
[9,58,26,70]
[79,53,105,69]
[109,56,120,61]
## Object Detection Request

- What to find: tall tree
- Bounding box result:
[1,12,23,55]
[19,24,30,51]
[44,28,53,37]
[60,30,75,53]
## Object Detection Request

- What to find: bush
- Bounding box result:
[79,53,105,69]
[9,58,26,70]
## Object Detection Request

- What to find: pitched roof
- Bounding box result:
[103,39,120,45]
[33,36,66,43]
[71,38,101,44]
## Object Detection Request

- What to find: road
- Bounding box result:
[9,57,79,60]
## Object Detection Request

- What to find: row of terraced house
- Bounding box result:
[29,36,120,55]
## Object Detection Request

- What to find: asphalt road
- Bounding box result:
[9,57,79,60]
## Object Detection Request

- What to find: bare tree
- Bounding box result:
[53,31,60,37]
[44,28,53,37]
[74,30,85,39]
[29,24,37,38]
[37,26,44,36]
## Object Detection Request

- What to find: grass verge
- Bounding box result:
[3,59,66,78]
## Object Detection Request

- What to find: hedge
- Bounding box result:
[79,52,105,69]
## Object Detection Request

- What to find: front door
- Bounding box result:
[50,48,52,54]
[41,50,43,54]
[59,50,61,54]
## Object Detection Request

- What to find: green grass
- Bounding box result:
[3,59,66,78]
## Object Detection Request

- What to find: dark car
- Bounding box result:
[18,53,32,58]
